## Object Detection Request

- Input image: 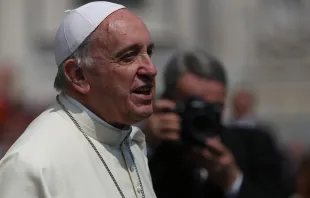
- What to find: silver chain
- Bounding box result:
[56,95,145,198]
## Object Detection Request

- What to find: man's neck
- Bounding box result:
[63,92,127,129]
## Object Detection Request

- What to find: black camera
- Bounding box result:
[166,96,223,148]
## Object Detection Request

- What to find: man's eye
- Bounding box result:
[147,48,153,57]
[120,51,138,63]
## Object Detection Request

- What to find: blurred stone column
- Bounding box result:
[139,0,175,46]
[16,0,74,104]
[204,0,257,86]
[39,0,75,44]
[0,0,28,62]
[172,0,199,47]
[196,0,258,122]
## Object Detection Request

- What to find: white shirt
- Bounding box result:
[230,115,259,128]
[0,93,156,198]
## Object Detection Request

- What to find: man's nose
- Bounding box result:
[137,54,157,78]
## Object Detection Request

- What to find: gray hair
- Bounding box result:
[54,34,94,92]
[162,49,227,99]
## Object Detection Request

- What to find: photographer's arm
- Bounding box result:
[143,99,180,152]
[192,138,244,194]
[193,137,288,198]
[225,173,243,197]
[233,131,290,198]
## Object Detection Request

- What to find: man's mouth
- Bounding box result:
[132,85,152,95]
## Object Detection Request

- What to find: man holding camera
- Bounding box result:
[145,50,289,198]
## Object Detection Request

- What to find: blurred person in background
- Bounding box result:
[0,62,35,158]
[229,88,277,136]
[0,64,14,157]
[229,88,296,194]
[282,141,307,196]
[0,63,16,128]
[145,49,289,198]
[0,1,157,198]
[230,89,259,128]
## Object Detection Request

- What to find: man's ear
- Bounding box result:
[63,59,90,94]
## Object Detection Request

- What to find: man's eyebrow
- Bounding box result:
[115,44,141,58]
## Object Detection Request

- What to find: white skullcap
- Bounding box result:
[54,1,125,66]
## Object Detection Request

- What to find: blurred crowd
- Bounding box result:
[0,62,48,158]
[1,0,310,197]
[0,49,309,198]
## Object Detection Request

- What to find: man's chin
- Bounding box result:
[133,105,153,121]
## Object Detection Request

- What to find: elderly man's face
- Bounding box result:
[83,9,157,126]
[232,90,254,118]
[176,72,226,105]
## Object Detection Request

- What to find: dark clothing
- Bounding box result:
[148,127,290,198]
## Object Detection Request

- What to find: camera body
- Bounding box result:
[171,96,223,148]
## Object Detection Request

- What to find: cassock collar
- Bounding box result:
[55,93,145,149]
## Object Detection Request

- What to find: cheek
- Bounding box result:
[105,67,138,98]
[86,73,108,91]
[85,64,139,100]
[116,66,138,89]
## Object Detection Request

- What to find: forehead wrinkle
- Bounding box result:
[90,9,150,59]
[105,9,146,35]
[90,19,121,58]
[108,20,130,36]
[93,13,131,45]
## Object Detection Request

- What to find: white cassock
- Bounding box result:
[0,93,157,198]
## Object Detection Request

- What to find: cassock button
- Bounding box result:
[130,166,134,172]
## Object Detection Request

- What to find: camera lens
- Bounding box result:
[192,115,210,131]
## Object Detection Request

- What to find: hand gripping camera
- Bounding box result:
[164,96,223,149]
